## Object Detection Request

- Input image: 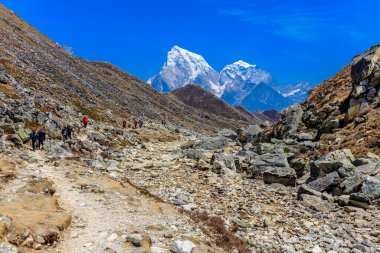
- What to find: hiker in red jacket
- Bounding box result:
[122,119,127,129]
[83,116,89,128]
[133,118,138,129]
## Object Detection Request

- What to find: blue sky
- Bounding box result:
[2,0,380,85]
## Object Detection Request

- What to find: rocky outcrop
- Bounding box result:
[273,104,303,139]
[264,43,380,157]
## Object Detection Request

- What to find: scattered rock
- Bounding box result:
[307,171,341,192]
[171,240,195,253]
[361,176,380,200]
[263,167,297,187]
[0,243,18,253]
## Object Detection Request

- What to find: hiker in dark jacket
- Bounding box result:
[138,118,143,128]
[66,125,73,139]
[37,128,46,149]
[123,119,127,129]
[61,126,69,142]
[30,130,39,151]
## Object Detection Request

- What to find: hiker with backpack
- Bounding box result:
[67,125,73,139]
[29,130,39,151]
[62,126,69,142]
[138,118,143,128]
[133,118,138,129]
[37,128,46,149]
[129,116,133,128]
[83,116,89,128]
[123,119,127,129]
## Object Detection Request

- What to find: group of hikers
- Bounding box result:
[29,128,46,151]
[122,116,143,129]
[29,115,146,151]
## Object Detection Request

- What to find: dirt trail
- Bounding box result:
[4,145,221,253]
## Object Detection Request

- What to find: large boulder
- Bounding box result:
[250,152,289,168]
[340,172,365,194]
[211,153,236,171]
[307,171,341,192]
[310,149,355,179]
[361,176,380,200]
[263,167,297,187]
[290,158,309,177]
[324,149,355,163]
[351,44,380,85]
[321,118,340,133]
[310,160,343,180]
[171,240,195,253]
[356,163,380,176]
[275,104,303,139]
[88,131,108,146]
[256,143,275,155]
[194,136,230,150]
[236,124,262,144]
[346,45,380,120]
[46,142,73,159]
[218,129,237,140]
[14,125,30,142]
[44,120,64,139]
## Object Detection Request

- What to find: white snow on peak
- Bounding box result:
[282,88,301,97]
[231,60,256,68]
[220,60,272,86]
[167,45,207,65]
[149,45,222,95]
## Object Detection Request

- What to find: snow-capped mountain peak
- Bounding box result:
[148,45,222,95]
[230,60,256,69]
[148,46,311,111]
[167,45,207,67]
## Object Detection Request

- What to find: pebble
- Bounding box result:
[107,233,118,242]
[171,240,195,253]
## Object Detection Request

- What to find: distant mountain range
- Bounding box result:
[148,46,313,111]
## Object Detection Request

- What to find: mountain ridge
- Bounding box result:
[170,84,276,124]
[149,45,311,112]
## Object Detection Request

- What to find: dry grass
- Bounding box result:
[23,120,42,131]
[0,84,23,99]
[77,105,111,123]
[0,177,71,249]
[180,210,252,253]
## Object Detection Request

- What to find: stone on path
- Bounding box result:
[171,240,195,253]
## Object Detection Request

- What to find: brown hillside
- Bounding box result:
[267,44,380,156]
[0,4,254,133]
[171,84,275,124]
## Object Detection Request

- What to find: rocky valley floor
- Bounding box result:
[0,123,379,253]
[0,126,226,253]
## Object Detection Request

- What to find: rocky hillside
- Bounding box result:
[266,43,380,157]
[0,5,262,133]
[171,84,275,124]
